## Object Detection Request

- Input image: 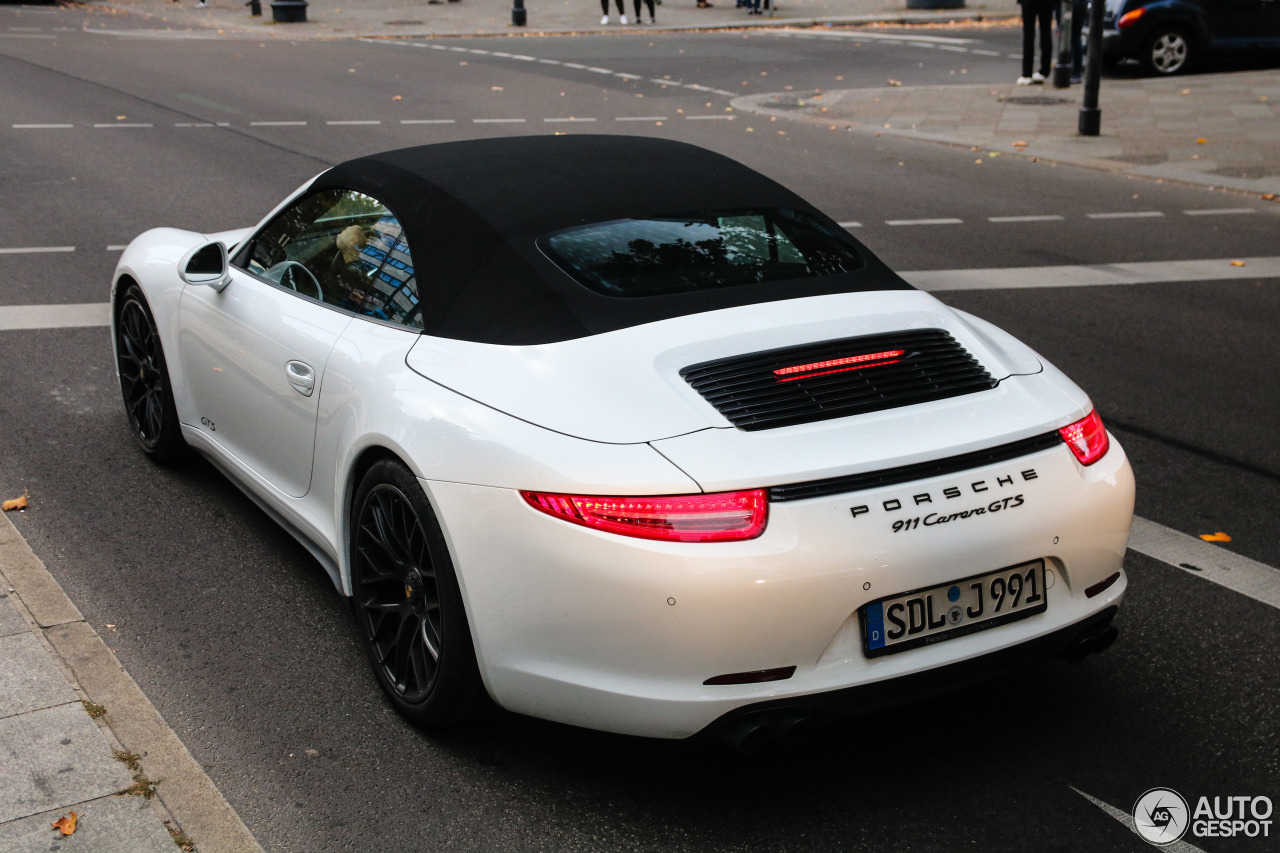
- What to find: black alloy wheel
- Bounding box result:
[351,459,489,725]
[116,284,185,462]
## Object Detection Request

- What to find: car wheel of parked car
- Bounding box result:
[1144,26,1192,75]
[351,458,490,726]
[115,284,186,463]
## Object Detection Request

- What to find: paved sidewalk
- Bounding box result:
[0,510,261,853]
[734,70,1280,195]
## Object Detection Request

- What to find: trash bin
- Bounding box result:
[270,0,308,22]
[906,0,964,8]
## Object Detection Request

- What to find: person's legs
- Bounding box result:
[1020,4,1036,79]
[1037,1,1054,77]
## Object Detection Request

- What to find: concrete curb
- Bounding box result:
[0,511,263,853]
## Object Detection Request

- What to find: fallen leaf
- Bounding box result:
[392,95,402,101]
[971,146,981,152]
[51,812,78,836]
[1262,193,1277,201]
[974,159,983,164]
[887,79,902,87]
[2,492,28,512]
[491,86,503,91]
[1230,260,1246,267]
[1196,137,1207,144]
[989,151,1001,158]
[1012,140,1028,148]
[1180,89,1190,95]
[116,115,126,121]
[1199,532,1232,542]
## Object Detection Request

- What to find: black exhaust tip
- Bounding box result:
[1061,622,1119,663]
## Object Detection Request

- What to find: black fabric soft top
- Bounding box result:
[309,136,913,345]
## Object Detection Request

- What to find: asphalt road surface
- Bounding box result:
[1,8,1277,852]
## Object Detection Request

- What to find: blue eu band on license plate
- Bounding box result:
[861,560,1048,658]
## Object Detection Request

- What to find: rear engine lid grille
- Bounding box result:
[680,329,997,431]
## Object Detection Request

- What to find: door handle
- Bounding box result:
[285,360,315,397]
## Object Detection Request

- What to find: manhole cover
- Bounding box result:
[1002,96,1070,106]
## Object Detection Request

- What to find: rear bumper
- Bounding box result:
[426,436,1134,739]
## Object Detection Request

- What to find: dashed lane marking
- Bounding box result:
[250,121,306,126]
[837,221,863,228]
[887,218,964,226]
[92,123,153,128]
[400,119,456,124]
[12,124,74,129]
[1087,211,1166,220]
[544,117,597,122]
[754,28,974,45]
[903,256,1280,291]
[0,246,74,255]
[472,118,526,123]
[987,215,1065,223]
[1183,207,1257,216]
[615,116,667,121]
[1128,517,1280,611]
[326,120,381,126]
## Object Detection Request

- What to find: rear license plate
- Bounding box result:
[862,560,1047,658]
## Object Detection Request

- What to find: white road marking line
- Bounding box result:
[614,72,643,79]
[904,256,1280,291]
[511,55,536,61]
[8,27,44,31]
[538,58,562,64]
[175,122,216,128]
[911,42,937,49]
[107,245,127,251]
[987,215,1065,223]
[1088,211,1165,219]
[544,117,596,123]
[1183,208,1257,216]
[838,221,863,228]
[469,49,490,54]
[12,123,73,129]
[615,116,667,121]
[971,48,1003,56]
[756,28,973,45]
[1071,788,1208,853]
[473,118,526,123]
[449,46,468,52]
[0,246,74,255]
[650,78,680,86]
[401,119,456,124]
[886,218,964,226]
[1006,53,1021,59]
[937,45,969,53]
[250,121,306,126]
[93,123,153,128]
[0,34,56,39]
[685,114,734,120]
[0,303,110,332]
[1128,517,1280,611]
[562,62,587,69]
[326,120,381,125]
[587,67,613,74]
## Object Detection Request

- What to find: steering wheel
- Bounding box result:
[274,260,324,302]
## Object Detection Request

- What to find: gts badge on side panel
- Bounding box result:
[849,468,1038,520]
[200,417,216,432]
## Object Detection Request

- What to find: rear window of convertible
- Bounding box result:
[539,208,864,298]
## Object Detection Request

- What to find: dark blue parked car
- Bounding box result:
[1102,0,1280,74]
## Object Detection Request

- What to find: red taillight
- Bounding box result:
[520,489,768,542]
[773,349,905,382]
[1117,7,1145,28]
[1059,409,1110,466]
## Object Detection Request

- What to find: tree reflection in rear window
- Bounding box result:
[539,208,864,298]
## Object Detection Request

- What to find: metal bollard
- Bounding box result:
[513,0,526,26]
[245,0,261,15]
[1052,0,1072,87]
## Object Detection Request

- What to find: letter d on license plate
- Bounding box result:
[862,560,1047,658]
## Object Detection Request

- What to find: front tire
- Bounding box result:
[115,284,186,463]
[1143,26,1192,75]
[350,459,490,726]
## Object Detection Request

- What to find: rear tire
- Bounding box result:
[350,459,490,726]
[115,284,186,463]
[1143,26,1192,75]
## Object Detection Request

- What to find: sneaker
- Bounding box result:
[601,13,609,23]
[1031,71,1046,84]
[647,15,655,22]
[1070,73,1082,84]
[1016,76,1032,86]
[195,1,206,6]
[620,13,627,23]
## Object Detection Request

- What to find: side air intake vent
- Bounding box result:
[681,329,997,431]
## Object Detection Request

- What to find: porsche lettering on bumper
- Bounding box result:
[849,467,1038,520]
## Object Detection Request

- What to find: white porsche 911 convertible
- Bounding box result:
[111,136,1134,747]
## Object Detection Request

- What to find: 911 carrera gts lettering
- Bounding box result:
[891,494,1025,532]
[850,468,1037,521]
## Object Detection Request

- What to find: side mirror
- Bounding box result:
[179,241,231,292]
